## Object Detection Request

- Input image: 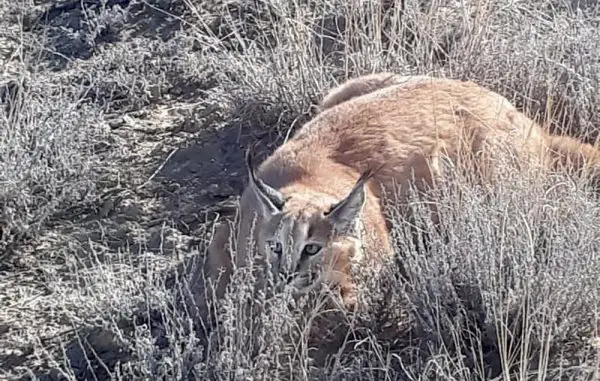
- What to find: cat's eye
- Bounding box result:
[302,243,322,256]
[267,240,283,256]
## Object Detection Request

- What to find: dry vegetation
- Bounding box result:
[1,0,600,380]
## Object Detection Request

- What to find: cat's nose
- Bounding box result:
[285,273,296,284]
[278,269,294,284]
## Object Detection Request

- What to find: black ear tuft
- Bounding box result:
[324,163,384,217]
[325,164,385,233]
[245,143,286,213]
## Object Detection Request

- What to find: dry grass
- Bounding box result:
[1,0,600,380]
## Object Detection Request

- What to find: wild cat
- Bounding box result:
[195,72,600,313]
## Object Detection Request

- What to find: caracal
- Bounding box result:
[195,73,600,312]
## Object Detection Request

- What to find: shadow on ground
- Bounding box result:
[22,0,187,70]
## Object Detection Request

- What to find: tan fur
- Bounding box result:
[546,134,600,182]
[318,72,435,111]
[200,74,600,312]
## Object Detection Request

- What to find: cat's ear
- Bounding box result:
[326,167,380,232]
[245,146,285,217]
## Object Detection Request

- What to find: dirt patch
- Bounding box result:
[22,0,187,70]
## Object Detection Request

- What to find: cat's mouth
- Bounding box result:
[286,270,321,293]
